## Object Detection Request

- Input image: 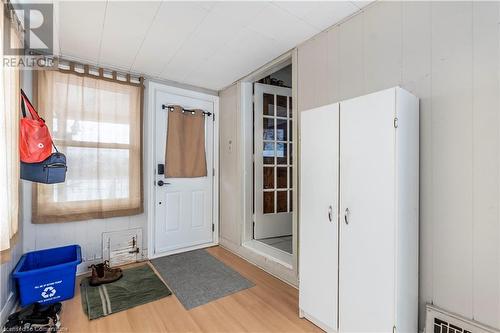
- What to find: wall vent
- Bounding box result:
[426,304,500,333]
[102,228,143,267]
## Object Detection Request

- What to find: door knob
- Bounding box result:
[328,205,333,222]
[344,208,350,225]
[157,180,170,186]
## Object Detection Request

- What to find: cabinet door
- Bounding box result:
[339,89,396,332]
[299,103,339,332]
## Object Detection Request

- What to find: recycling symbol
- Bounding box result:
[41,286,56,299]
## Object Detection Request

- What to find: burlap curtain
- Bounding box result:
[33,69,143,223]
[165,106,207,178]
[0,4,21,262]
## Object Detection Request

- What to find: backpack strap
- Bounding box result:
[20,89,43,121]
[52,142,59,153]
[20,92,27,118]
[20,89,60,153]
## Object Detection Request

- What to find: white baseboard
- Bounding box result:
[0,292,17,327]
[219,238,297,287]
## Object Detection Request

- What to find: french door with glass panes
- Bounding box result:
[254,83,293,240]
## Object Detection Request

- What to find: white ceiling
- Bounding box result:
[55,1,370,91]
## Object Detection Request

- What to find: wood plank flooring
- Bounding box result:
[61,246,321,332]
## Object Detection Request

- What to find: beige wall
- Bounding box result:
[219,84,242,245]
[296,1,500,330]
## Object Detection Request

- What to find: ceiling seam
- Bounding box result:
[270,2,321,32]
[157,4,213,78]
[96,0,109,66]
[128,1,163,72]
[350,1,363,10]
[180,3,272,83]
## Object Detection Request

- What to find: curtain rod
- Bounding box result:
[26,50,144,86]
[162,104,212,117]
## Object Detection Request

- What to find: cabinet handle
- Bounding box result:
[344,208,350,225]
[328,205,333,222]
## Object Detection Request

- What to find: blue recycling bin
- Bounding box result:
[12,245,82,307]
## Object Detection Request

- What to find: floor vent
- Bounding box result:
[102,228,143,267]
[426,304,500,333]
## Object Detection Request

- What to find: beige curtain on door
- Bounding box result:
[165,106,207,178]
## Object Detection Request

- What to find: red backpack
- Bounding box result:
[19,89,53,163]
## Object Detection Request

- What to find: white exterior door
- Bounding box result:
[339,89,396,332]
[254,83,293,239]
[299,103,339,332]
[154,91,214,254]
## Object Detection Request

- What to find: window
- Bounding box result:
[0,3,21,262]
[262,94,293,214]
[33,69,143,223]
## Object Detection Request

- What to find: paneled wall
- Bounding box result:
[219,84,242,245]
[296,1,500,330]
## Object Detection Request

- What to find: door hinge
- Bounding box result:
[212,223,215,232]
[392,325,396,333]
[213,168,215,176]
[393,117,398,128]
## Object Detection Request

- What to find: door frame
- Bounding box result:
[237,51,299,277]
[146,81,220,259]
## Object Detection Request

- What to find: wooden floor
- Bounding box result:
[61,246,321,332]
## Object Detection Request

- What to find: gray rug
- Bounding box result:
[151,249,254,309]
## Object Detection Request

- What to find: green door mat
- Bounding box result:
[81,264,171,320]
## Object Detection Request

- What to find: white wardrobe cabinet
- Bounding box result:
[299,87,419,333]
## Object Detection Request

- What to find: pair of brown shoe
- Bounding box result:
[89,261,123,286]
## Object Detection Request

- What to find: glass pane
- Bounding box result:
[289,120,293,140]
[289,97,293,117]
[276,118,287,141]
[277,95,287,117]
[55,147,129,203]
[289,167,293,187]
[264,191,274,214]
[263,93,274,116]
[289,190,293,211]
[263,117,275,140]
[289,143,293,164]
[277,191,287,213]
[59,120,130,144]
[277,143,287,165]
[277,167,287,188]
[263,142,275,164]
[264,167,274,189]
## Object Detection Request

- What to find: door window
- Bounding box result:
[262,94,293,215]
